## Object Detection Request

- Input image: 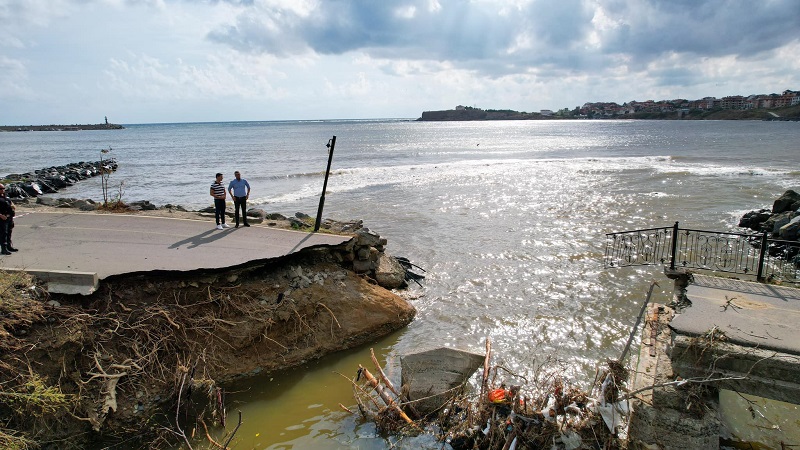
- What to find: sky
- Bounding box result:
[1,0,799,125]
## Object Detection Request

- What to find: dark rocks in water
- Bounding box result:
[738,209,771,230]
[5,185,28,199]
[3,159,117,199]
[740,190,800,241]
[773,189,800,214]
[20,182,43,197]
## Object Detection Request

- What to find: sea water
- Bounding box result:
[1,119,798,448]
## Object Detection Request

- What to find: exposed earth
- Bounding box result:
[0,201,417,449]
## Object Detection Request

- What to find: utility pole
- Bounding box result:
[315,136,336,232]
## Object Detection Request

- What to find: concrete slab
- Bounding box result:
[0,212,352,294]
[401,347,484,416]
[670,274,800,355]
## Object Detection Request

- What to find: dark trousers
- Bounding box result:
[214,199,226,225]
[233,196,248,225]
[0,220,9,250]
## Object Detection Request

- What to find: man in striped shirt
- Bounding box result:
[210,173,230,230]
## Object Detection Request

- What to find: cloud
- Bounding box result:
[0,0,798,123]
[206,0,800,80]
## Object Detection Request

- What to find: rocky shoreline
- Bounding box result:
[1,159,118,199]
[738,189,800,241]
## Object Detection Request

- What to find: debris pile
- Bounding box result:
[345,339,631,449]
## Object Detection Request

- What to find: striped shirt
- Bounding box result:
[210,181,225,198]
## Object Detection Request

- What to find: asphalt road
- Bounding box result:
[1,211,351,281]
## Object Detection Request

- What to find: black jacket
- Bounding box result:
[0,196,14,219]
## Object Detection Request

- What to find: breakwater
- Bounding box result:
[0,123,124,131]
[1,159,118,199]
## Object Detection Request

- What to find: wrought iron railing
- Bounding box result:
[604,222,800,283]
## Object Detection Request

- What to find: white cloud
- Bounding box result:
[0,0,798,124]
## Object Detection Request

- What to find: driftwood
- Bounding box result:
[370,348,401,398]
[358,365,416,426]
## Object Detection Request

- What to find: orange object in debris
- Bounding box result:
[488,388,507,403]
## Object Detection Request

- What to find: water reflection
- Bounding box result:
[203,330,433,449]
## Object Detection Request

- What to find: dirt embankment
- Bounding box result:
[0,211,417,449]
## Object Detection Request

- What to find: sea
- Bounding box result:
[1,119,798,448]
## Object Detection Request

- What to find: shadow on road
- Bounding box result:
[169,229,233,249]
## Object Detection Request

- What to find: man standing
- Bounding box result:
[228,170,251,228]
[210,173,230,230]
[0,184,17,254]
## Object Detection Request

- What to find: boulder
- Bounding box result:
[375,254,407,289]
[129,200,158,211]
[401,347,485,416]
[779,216,800,241]
[21,182,43,197]
[247,208,267,219]
[355,229,382,247]
[738,209,771,231]
[352,259,373,273]
[773,190,800,214]
[763,211,798,234]
[73,199,97,211]
[265,212,286,220]
[36,197,61,207]
[5,185,28,199]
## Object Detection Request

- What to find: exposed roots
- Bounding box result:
[1,251,392,449]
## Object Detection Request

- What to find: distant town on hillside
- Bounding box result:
[420,89,800,121]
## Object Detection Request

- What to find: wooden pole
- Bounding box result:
[315,136,336,232]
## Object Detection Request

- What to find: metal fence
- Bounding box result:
[604,222,800,284]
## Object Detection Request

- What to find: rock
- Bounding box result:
[288,217,306,228]
[375,254,407,289]
[773,190,800,214]
[5,185,28,199]
[295,212,311,219]
[356,247,371,261]
[352,259,374,273]
[129,200,158,211]
[77,201,98,211]
[763,211,798,234]
[247,208,266,219]
[21,182,43,197]
[355,229,382,247]
[265,212,286,220]
[401,347,485,416]
[37,197,62,207]
[779,215,800,240]
[738,209,771,231]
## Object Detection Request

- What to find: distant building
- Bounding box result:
[540,109,554,116]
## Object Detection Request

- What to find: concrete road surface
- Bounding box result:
[0,211,352,294]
